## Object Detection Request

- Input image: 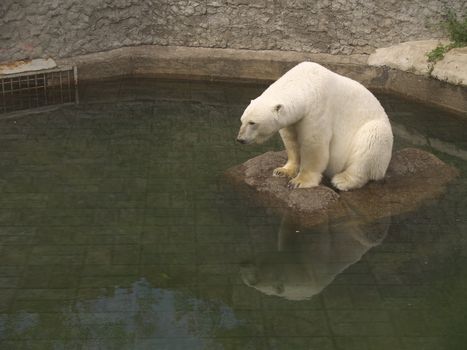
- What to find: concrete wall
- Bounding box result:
[1,0,465,63]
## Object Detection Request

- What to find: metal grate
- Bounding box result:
[0,66,78,115]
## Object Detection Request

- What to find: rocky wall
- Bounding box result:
[0,0,465,63]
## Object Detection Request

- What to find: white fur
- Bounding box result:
[237,62,393,190]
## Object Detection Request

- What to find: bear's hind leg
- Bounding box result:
[273,127,300,178]
[331,164,367,191]
[332,120,393,191]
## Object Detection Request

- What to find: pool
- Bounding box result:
[0,78,466,349]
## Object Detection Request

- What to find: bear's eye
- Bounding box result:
[248,121,256,125]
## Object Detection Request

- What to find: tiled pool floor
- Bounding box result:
[0,78,466,349]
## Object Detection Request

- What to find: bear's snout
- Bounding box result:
[237,124,255,145]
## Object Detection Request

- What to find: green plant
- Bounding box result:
[427,43,450,63]
[445,10,467,46]
[426,11,467,71]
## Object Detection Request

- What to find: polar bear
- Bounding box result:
[236,62,393,191]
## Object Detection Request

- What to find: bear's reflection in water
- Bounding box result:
[241,212,390,301]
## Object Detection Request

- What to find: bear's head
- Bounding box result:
[237,98,284,145]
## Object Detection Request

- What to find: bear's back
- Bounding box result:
[276,61,331,84]
[260,62,331,100]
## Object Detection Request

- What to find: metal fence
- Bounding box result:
[0,66,78,115]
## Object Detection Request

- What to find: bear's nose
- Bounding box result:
[236,138,247,144]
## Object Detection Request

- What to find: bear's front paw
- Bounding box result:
[288,172,321,189]
[273,166,298,178]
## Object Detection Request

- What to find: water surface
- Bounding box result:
[0,79,466,349]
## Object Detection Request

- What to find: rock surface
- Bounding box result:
[0,58,56,75]
[432,47,467,86]
[225,148,459,227]
[368,40,467,86]
[368,40,444,75]
[1,0,465,62]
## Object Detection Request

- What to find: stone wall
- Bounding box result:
[1,0,465,63]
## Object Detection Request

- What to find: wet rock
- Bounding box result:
[225,148,459,227]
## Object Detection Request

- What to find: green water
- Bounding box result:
[0,79,466,349]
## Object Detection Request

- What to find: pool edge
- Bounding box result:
[57,45,467,116]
